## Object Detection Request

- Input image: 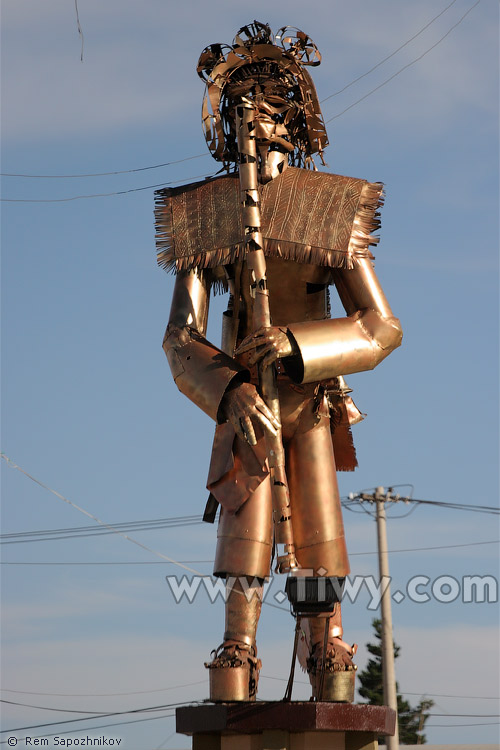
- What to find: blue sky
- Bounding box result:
[1,1,498,747]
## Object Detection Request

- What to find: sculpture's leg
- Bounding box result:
[285,399,355,701]
[305,607,357,701]
[207,471,272,701]
[206,576,263,701]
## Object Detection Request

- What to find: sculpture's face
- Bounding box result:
[198,24,328,166]
[222,65,300,157]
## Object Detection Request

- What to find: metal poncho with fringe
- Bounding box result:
[155,167,383,287]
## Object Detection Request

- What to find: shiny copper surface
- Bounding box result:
[287,416,349,576]
[159,21,402,702]
[224,576,263,645]
[155,170,382,276]
[235,102,298,573]
[208,663,253,702]
[286,308,402,384]
[197,21,327,167]
[163,322,248,421]
[215,476,273,579]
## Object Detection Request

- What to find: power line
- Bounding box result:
[0,515,204,544]
[1,699,109,715]
[0,712,176,746]
[402,691,499,701]
[0,5,460,184]
[74,0,84,62]
[2,490,496,547]
[325,0,481,124]
[0,1,466,186]
[0,681,206,698]
[0,453,205,577]
[428,712,500,718]
[0,454,290,614]
[349,491,499,515]
[0,560,214,565]
[367,539,499,555]
[413,497,499,515]
[1,700,200,734]
[0,154,207,179]
[321,0,459,103]
[260,676,500,701]
[5,678,497,702]
[432,722,500,728]
[0,172,215,203]
[1,540,497,561]
[0,2,482,204]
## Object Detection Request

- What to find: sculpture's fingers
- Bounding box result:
[240,415,257,446]
[234,329,270,355]
[254,402,280,433]
[247,342,275,366]
[234,336,262,355]
[260,348,280,367]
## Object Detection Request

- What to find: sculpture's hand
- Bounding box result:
[219,381,280,446]
[235,327,295,367]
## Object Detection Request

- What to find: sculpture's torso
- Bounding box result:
[233,257,332,338]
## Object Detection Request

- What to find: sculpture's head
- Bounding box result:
[197,21,328,168]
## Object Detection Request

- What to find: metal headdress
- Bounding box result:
[197,21,329,167]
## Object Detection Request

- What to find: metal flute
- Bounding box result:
[235,101,298,574]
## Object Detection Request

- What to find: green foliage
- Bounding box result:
[357,619,434,744]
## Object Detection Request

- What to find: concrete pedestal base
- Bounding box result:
[176,702,396,750]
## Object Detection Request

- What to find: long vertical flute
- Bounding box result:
[235,101,298,574]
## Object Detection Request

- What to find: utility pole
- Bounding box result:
[355,486,403,749]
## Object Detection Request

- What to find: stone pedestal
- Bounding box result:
[176,702,396,750]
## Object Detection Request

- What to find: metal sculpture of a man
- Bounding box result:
[155,21,402,704]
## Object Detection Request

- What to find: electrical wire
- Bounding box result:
[413,497,500,515]
[0,172,215,203]
[0,0,466,183]
[0,454,206,577]
[1,699,109,715]
[0,560,215,565]
[1,700,200,734]
[260,676,500,701]
[325,0,481,124]
[0,713,177,746]
[6,677,496,702]
[154,730,177,750]
[432,722,499,728]
[1,540,497,562]
[0,713,176,746]
[428,712,500,718]
[346,493,499,515]
[427,713,500,719]
[402,691,499,701]
[0,454,290,614]
[5,483,494,547]
[74,0,84,62]
[385,503,420,520]
[1,154,207,179]
[1,2,481,204]
[320,0,459,103]
[0,681,206,698]
[0,515,204,545]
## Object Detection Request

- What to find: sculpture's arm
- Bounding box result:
[164,268,279,444]
[164,268,249,421]
[236,257,402,383]
[284,257,402,383]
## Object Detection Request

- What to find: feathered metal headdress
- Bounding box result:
[197,21,329,167]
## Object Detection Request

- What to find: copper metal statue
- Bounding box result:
[155,21,402,704]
